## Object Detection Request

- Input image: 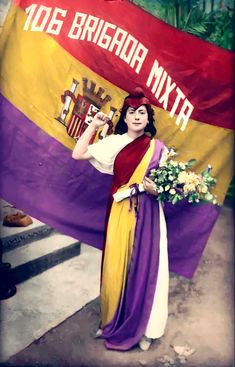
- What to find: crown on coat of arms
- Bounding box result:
[82,78,112,109]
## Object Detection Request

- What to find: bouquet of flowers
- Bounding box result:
[149,148,217,205]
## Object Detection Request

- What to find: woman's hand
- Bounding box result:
[72,111,108,160]
[143,176,157,196]
[92,112,109,129]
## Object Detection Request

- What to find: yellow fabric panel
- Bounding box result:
[101,140,155,326]
[155,108,234,202]
[0,5,126,149]
[0,5,233,203]
[0,5,74,148]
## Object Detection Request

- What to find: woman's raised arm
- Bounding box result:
[72,112,109,160]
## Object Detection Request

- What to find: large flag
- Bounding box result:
[0,0,234,276]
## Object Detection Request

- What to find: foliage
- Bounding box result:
[131,0,234,50]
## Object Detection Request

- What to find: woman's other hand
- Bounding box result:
[143,176,157,196]
[92,112,109,129]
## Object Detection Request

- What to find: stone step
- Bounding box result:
[0,199,56,252]
[0,199,81,283]
[1,219,56,253]
[2,233,81,284]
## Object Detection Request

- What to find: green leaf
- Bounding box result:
[186,159,197,168]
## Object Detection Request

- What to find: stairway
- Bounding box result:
[0,199,102,362]
[1,201,81,284]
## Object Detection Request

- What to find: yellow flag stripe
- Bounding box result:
[0,5,233,202]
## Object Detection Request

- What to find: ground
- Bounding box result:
[2,205,234,367]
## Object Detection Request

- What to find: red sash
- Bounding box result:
[111,134,151,196]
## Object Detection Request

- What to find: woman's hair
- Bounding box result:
[114,87,157,138]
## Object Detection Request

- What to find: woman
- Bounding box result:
[72,88,169,351]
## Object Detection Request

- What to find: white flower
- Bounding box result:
[169,160,178,167]
[168,148,177,157]
[158,186,164,193]
[159,149,169,167]
[179,162,186,169]
[205,193,213,201]
[165,185,170,191]
[159,161,167,167]
[169,189,176,195]
[168,175,174,181]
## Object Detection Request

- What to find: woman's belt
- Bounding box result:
[113,183,145,203]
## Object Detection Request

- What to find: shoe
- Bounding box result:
[138,336,152,351]
[94,328,103,339]
[3,212,33,227]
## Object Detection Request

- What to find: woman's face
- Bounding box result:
[124,105,148,134]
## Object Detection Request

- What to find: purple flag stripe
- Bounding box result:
[165,199,220,277]
[0,94,220,280]
[0,94,112,249]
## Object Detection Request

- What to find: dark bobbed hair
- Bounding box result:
[114,104,157,138]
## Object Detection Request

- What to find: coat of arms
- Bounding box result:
[56,78,116,143]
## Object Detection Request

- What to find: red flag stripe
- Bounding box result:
[14,0,235,129]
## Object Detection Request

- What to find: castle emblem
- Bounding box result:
[57,78,117,142]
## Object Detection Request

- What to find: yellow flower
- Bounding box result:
[178,171,189,183]
[183,183,196,193]
[186,172,201,186]
[169,189,176,195]
[201,186,208,193]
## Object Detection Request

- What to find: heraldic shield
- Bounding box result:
[57,78,116,143]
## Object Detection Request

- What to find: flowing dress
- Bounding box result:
[88,133,169,350]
